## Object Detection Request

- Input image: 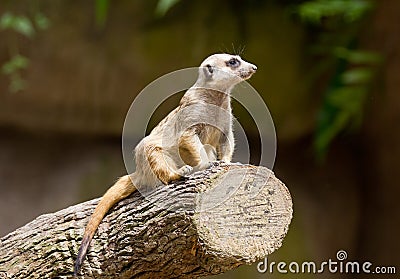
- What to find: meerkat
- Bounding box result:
[74,53,257,275]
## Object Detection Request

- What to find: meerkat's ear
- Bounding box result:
[203,64,214,79]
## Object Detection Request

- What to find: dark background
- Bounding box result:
[0,1,399,278]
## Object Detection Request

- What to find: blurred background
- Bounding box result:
[0,0,399,278]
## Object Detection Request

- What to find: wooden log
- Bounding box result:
[0,163,292,278]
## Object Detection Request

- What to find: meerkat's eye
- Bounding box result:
[226,58,240,67]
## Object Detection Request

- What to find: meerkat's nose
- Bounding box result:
[249,63,257,73]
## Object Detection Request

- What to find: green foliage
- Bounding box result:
[1,54,29,75]
[1,54,29,92]
[296,0,381,159]
[333,47,381,64]
[95,0,109,29]
[155,0,182,16]
[34,13,51,30]
[0,11,50,93]
[298,0,372,24]
[0,12,50,37]
[0,12,35,37]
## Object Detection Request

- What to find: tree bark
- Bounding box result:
[0,163,292,279]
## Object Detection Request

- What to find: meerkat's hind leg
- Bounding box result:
[179,129,213,172]
[146,144,192,184]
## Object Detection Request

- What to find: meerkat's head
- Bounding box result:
[196,53,257,92]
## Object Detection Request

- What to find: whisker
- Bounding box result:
[239,45,246,56]
[231,42,237,55]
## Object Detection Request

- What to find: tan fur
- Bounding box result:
[74,53,257,275]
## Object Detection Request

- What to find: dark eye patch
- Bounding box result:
[226,58,240,68]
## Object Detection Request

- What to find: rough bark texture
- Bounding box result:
[0,163,292,279]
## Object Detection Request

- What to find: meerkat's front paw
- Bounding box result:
[220,158,231,163]
[177,165,193,177]
[194,160,216,172]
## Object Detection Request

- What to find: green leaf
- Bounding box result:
[341,68,373,84]
[327,87,366,114]
[155,0,181,17]
[0,12,14,29]
[35,13,50,30]
[13,16,35,37]
[298,0,372,24]
[347,51,382,64]
[1,55,30,75]
[315,110,350,158]
[333,47,382,64]
[9,73,27,93]
[95,0,109,29]
[315,84,368,159]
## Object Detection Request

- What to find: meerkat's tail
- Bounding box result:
[74,174,137,276]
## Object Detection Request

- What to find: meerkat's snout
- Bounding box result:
[239,61,257,80]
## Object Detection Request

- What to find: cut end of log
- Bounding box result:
[192,163,293,271]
